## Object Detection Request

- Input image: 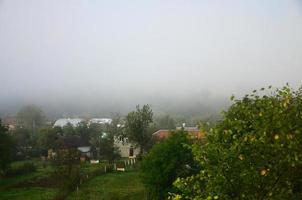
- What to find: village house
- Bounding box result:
[114,137,139,158]
[2,116,17,131]
[153,125,205,141]
[52,117,138,158]
[48,135,93,161]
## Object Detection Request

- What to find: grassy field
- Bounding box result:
[0,160,57,200]
[0,160,146,200]
[67,171,147,200]
[0,187,57,200]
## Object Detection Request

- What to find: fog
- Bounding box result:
[1,0,302,118]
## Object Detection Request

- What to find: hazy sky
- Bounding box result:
[1,0,302,116]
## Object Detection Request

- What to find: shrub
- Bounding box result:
[5,162,36,177]
[141,130,196,200]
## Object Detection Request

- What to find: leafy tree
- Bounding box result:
[89,123,105,147]
[172,85,302,200]
[37,127,60,149]
[11,127,31,147]
[0,120,15,176]
[75,122,90,143]
[62,123,76,136]
[52,148,81,193]
[99,133,120,162]
[16,105,45,136]
[141,130,196,200]
[88,118,121,162]
[102,116,123,161]
[125,104,153,155]
[106,115,124,140]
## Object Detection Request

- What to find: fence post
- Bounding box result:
[104,165,107,173]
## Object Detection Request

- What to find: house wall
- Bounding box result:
[114,139,140,158]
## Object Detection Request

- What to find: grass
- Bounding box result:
[0,187,57,200]
[0,160,58,200]
[0,160,53,189]
[67,171,147,200]
[0,159,145,200]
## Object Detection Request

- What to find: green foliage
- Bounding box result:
[11,127,31,147]
[141,131,196,200]
[88,119,121,161]
[172,85,302,200]
[125,104,153,155]
[5,162,36,177]
[75,122,90,143]
[0,120,15,176]
[37,127,59,149]
[62,123,76,136]
[99,134,120,162]
[52,149,82,192]
[16,105,45,136]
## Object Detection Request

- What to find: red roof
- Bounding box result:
[153,129,205,141]
[152,130,171,140]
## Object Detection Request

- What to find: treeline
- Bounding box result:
[0,103,199,176]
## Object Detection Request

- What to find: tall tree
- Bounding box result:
[125,104,153,155]
[0,120,15,176]
[75,122,90,143]
[62,123,76,136]
[16,105,45,137]
[12,127,31,147]
[37,127,59,149]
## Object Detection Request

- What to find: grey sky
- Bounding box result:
[0,0,302,116]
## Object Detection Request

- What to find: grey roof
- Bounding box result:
[89,118,112,125]
[77,146,91,153]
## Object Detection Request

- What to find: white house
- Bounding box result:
[88,118,112,125]
[53,118,84,128]
[114,137,140,158]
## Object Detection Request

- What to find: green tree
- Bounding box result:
[62,123,76,136]
[88,118,121,162]
[172,85,302,200]
[89,123,104,146]
[99,133,120,162]
[141,130,196,200]
[125,104,153,155]
[12,127,31,147]
[0,120,15,176]
[75,122,90,143]
[52,148,81,194]
[37,127,59,149]
[16,105,45,137]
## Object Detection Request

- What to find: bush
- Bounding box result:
[141,130,196,200]
[5,162,36,177]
